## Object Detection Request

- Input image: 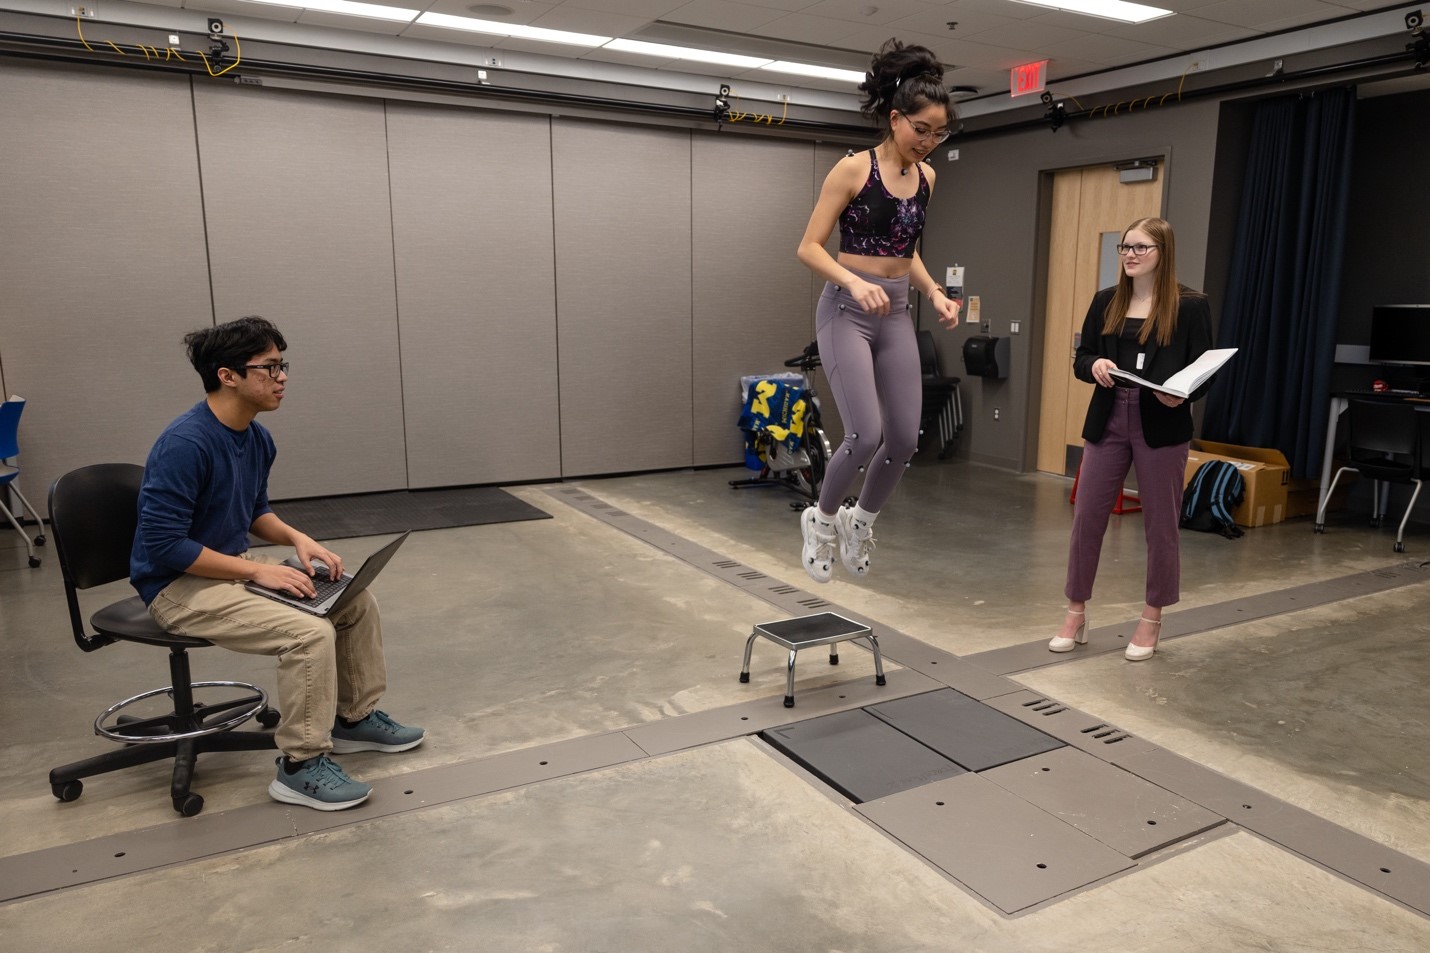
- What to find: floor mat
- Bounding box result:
[267,486,551,541]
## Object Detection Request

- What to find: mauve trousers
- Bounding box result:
[1066,386,1189,608]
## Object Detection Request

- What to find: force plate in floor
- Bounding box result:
[857,772,1136,915]
[866,688,1064,772]
[762,709,966,803]
[980,746,1225,858]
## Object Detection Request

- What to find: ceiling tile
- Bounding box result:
[530,6,649,35]
[752,12,874,45]
[1191,0,1354,29]
[663,0,788,32]
[421,0,558,25]
[1042,32,1182,66]
[561,0,689,18]
[798,0,936,27]
[1103,13,1259,47]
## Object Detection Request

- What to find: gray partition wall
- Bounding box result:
[386,105,560,488]
[193,84,407,500]
[691,135,815,467]
[0,60,213,499]
[551,120,694,477]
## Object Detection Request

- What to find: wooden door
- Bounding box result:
[1035,164,1163,475]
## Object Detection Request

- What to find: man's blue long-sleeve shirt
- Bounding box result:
[130,400,277,604]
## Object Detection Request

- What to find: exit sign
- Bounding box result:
[1010,60,1048,98]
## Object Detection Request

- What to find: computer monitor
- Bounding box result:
[1368,305,1430,366]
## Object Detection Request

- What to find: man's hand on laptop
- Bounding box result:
[250,562,319,598]
[292,535,343,581]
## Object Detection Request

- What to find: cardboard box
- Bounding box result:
[1183,440,1290,528]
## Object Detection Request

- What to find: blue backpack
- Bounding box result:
[1181,460,1245,539]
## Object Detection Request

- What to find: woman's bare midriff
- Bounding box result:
[838,253,912,281]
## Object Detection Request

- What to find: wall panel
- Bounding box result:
[194,84,404,499]
[386,105,560,487]
[552,121,692,476]
[691,135,814,466]
[0,61,212,499]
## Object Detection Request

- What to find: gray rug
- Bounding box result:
[265,485,551,541]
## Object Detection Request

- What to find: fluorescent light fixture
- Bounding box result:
[415,12,611,46]
[759,61,866,83]
[1009,0,1172,24]
[239,0,419,22]
[603,38,772,70]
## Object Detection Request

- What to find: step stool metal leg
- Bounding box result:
[784,649,798,708]
[866,634,886,686]
[738,630,759,683]
[829,643,839,665]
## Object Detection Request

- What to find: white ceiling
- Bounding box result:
[17,0,1429,113]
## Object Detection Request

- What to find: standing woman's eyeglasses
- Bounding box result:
[1116,243,1159,257]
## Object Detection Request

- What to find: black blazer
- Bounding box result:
[1074,286,1215,448]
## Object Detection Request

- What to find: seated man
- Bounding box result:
[131,315,423,811]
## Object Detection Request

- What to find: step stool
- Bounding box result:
[739,612,885,708]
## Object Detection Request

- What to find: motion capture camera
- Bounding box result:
[713,83,731,122]
[1406,9,1423,31]
[207,18,224,38]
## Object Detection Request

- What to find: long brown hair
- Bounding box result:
[1101,217,1196,347]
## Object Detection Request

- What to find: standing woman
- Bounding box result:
[794,38,960,584]
[1048,217,1214,660]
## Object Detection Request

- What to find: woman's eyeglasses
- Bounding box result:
[1116,243,1159,257]
[899,114,951,145]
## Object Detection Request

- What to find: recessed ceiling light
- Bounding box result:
[238,0,419,22]
[415,12,611,46]
[1008,0,1172,24]
[604,39,771,70]
[467,3,513,15]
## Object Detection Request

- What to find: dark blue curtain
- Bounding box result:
[1203,87,1356,478]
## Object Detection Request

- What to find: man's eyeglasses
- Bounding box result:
[899,114,951,144]
[241,362,290,379]
[1116,243,1159,257]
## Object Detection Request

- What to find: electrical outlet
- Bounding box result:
[1188,59,1202,72]
[167,34,180,45]
[993,408,1000,421]
[70,4,97,17]
[1010,321,1020,334]
[484,56,501,67]
[947,148,959,161]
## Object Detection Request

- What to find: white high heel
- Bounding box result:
[1048,608,1088,653]
[1125,616,1162,661]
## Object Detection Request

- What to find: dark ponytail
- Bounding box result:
[858,38,953,130]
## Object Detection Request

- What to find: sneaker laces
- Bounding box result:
[848,520,876,560]
[309,754,356,790]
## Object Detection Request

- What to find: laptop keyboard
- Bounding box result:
[296,573,347,604]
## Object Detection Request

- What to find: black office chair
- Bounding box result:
[1314,400,1423,553]
[916,329,963,460]
[47,463,279,817]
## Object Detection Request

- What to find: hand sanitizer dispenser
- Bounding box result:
[962,335,1009,379]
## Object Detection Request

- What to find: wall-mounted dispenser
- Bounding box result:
[962,334,1010,379]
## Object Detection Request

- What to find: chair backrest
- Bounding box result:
[916,330,940,377]
[1419,410,1430,475]
[0,397,24,459]
[1347,400,1417,458]
[48,463,145,591]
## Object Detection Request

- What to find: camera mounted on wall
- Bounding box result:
[713,84,731,123]
[207,18,230,65]
[1406,10,1428,68]
[1041,90,1066,133]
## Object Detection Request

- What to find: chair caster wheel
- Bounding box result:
[1394,542,1406,554]
[174,793,204,817]
[257,706,281,729]
[738,672,750,683]
[28,556,41,568]
[1313,524,1324,534]
[876,675,887,686]
[35,534,46,546]
[52,779,83,802]
[783,696,795,708]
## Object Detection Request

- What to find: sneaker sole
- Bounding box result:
[267,779,371,811]
[330,735,425,754]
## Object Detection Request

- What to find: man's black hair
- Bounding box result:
[184,316,288,393]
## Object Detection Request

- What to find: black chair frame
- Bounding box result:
[47,463,279,817]
[1314,400,1424,553]
[917,329,963,460]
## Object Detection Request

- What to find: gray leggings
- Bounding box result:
[815,271,921,514]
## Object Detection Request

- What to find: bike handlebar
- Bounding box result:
[783,341,821,369]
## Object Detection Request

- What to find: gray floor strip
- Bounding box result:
[965,561,1430,675]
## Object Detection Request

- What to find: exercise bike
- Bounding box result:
[729,340,834,503]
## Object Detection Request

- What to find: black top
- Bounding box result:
[1074,286,1216,448]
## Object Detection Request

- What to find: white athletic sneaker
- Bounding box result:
[834,506,875,577]
[800,507,837,584]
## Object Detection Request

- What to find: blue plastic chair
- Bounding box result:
[0,396,45,567]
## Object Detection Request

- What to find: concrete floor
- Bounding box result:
[1,462,1428,949]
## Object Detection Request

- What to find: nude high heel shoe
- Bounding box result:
[1048,608,1087,653]
[1125,616,1162,661]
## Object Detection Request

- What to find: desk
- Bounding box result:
[1318,392,1430,512]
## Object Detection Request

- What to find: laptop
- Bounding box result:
[245,531,410,616]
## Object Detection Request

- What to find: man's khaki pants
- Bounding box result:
[149,552,387,761]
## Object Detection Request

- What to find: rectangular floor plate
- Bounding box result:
[866,689,1064,772]
[762,708,966,803]
[858,773,1136,915]
[980,747,1226,858]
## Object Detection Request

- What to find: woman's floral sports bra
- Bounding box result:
[837,148,929,259]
